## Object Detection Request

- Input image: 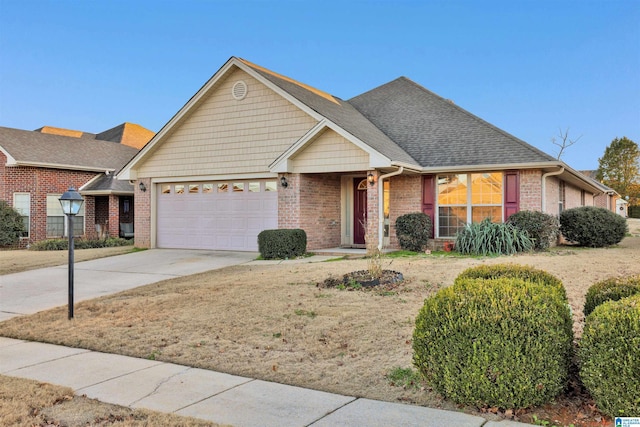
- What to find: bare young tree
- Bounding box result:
[551,127,582,160]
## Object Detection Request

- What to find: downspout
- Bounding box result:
[541,167,564,212]
[377,166,404,250]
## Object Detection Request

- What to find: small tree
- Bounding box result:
[0,200,26,246]
[551,127,582,160]
[596,137,640,205]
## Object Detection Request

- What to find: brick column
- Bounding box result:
[134,178,151,248]
[108,194,119,238]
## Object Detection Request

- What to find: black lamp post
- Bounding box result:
[59,187,84,320]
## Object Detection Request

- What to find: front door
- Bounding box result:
[353,178,368,245]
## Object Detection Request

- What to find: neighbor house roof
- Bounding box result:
[0,126,139,172]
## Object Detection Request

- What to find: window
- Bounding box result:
[161,185,171,194]
[233,183,244,192]
[47,194,85,237]
[175,185,184,194]
[265,181,277,192]
[203,184,214,193]
[437,173,503,237]
[559,181,566,213]
[189,184,199,194]
[249,182,260,193]
[13,193,30,237]
[217,183,228,193]
[383,181,390,238]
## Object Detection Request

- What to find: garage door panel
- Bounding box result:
[157,180,278,251]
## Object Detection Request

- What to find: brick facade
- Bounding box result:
[133,178,151,248]
[519,169,543,212]
[0,152,98,246]
[387,174,422,248]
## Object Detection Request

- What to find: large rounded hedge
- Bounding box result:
[583,275,640,317]
[395,212,432,252]
[579,294,640,417]
[456,264,567,301]
[559,206,627,247]
[413,277,573,409]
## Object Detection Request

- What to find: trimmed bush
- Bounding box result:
[560,206,627,247]
[579,294,640,417]
[583,275,640,317]
[507,210,559,251]
[0,200,26,247]
[413,277,573,409]
[456,263,567,301]
[455,218,533,256]
[257,229,307,260]
[30,237,133,251]
[395,212,432,252]
[413,277,573,408]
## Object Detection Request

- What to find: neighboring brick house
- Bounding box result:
[118,57,604,251]
[0,123,152,246]
[579,169,623,214]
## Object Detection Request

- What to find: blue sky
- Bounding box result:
[0,0,638,170]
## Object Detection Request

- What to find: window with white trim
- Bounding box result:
[437,173,503,238]
[47,194,85,237]
[13,193,30,237]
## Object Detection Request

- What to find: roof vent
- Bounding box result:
[232,81,248,100]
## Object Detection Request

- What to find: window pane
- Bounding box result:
[73,216,84,236]
[217,183,228,193]
[438,206,467,238]
[13,193,30,237]
[161,185,171,194]
[472,206,501,223]
[438,174,467,205]
[233,183,244,192]
[249,182,260,192]
[47,216,65,237]
[189,184,199,194]
[471,173,502,204]
[265,181,277,192]
[175,185,184,194]
[203,184,213,193]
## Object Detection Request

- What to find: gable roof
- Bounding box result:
[118,57,601,194]
[0,126,139,172]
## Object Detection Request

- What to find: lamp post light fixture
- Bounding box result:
[59,187,84,320]
[367,171,375,186]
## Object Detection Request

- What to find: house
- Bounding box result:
[579,169,623,215]
[118,57,604,252]
[0,123,152,246]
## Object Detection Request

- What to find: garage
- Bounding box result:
[156,180,278,251]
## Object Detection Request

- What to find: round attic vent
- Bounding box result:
[232,81,248,100]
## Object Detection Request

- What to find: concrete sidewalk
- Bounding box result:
[0,337,529,427]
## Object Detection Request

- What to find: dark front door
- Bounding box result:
[353,178,368,245]
[119,196,134,224]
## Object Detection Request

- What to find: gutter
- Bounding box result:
[378,166,404,250]
[541,167,564,212]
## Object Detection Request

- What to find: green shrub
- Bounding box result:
[560,206,627,247]
[455,218,533,256]
[507,210,559,251]
[0,200,26,246]
[257,229,307,260]
[579,294,640,417]
[30,237,133,251]
[395,212,432,252]
[456,263,567,301]
[583,275,640,317]
[413,277,573,409]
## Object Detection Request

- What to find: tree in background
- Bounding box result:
[551,127,582,160]
[596,137,640,205]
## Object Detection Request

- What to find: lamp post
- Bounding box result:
[59,187,84,320]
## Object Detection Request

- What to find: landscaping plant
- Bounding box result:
[257,228,307,259]
[507,210,559,251]
[30,237,133,251]
[455,218,533,256]
[583,274,640,317]
[0,200,26,247]
[413,275,573,409]
[579,294,640,417]
[395,212,432,252]
[559,206,627,247]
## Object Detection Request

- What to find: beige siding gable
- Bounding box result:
[291,129,370,173]
[136,68,317,178]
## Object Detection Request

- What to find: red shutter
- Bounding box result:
[504,170,519,220]
[422,175,435,237]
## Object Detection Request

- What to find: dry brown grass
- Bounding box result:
[0,246,135,275]
[1,232,639,425]
[0,375,225,427]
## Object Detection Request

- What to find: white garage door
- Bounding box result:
[156,180,278,251]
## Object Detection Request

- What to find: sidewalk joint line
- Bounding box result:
[305,396,359,426]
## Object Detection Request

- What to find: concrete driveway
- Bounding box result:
[0,249,257,321]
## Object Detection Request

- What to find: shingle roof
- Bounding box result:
[348,77,556,168]
[0,126,139,172]
[81,172,134,193]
